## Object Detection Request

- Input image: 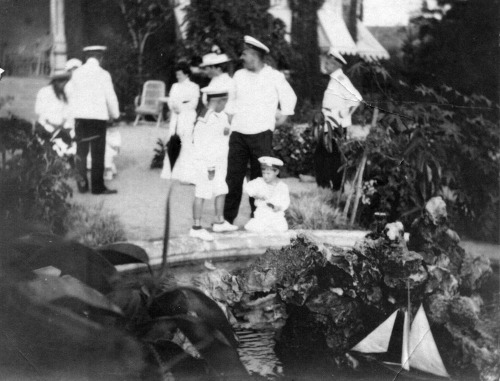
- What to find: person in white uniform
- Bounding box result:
[244,156,290,233]
[199,52,235,108]
[34,70,75,157]
[167,61,200,184]
[314,48,362,189]
[189,85,238,241]
[223,35,297,224]
[65,45,120,195]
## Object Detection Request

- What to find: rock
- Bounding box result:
[425,196,448,225]
[449,296,479,328]
[384,221,404,241]
[459,251,493,293]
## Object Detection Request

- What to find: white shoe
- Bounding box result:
[189,228,214,241]
[212,220,238,232]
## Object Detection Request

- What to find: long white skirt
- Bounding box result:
[162,110,198,184]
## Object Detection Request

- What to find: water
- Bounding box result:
[236,328,284,379]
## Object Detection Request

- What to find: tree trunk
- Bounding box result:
[290,0,324,105]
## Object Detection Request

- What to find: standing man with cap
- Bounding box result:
[315,48,362,189]
[66,45,120,195]
[223,35,297,224]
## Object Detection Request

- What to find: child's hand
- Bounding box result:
[208,168,215,180]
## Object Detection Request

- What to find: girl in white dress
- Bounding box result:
[165,62,200,184]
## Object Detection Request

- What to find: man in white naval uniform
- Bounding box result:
[223,35,297,224]
[66,45,120,195]
[315,48,362,189]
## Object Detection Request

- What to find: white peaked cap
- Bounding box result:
[328,47,347,65]
[201,83,229,97]
[244,35,270,54]
[83,45,107,52]
[65,58,82,71]
[258,156,284,168]
[200,53,231,67]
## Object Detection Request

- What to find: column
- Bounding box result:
[50,0,67,73]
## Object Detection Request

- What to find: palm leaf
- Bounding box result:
[149,286,239,349]
[26,242,118,294]
[96,242,152,273]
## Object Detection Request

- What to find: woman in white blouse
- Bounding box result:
[166,62,200,184]
[34,71,75,156]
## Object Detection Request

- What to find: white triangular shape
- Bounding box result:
[409,305,450,378]
[401,310,410,371]
[351,310,398,353]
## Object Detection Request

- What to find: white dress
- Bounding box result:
[165,79,200,183]
[244,178,290,232]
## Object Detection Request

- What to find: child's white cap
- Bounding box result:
[258,156,283,168]
[201,83,229,99]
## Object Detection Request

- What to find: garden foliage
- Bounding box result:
[341,61,499,242]
[0,117,72,235]
[0,222,251,380]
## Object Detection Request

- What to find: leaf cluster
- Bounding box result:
[343,62,500,242]
[0,225,251,380]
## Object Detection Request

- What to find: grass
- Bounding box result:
[286,188,347,230]
[64,202,127,247]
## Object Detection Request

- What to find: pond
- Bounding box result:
[167,254,499,381]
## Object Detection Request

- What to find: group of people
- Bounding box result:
[34,46,120,195]
[160,36,298,241]
[27,33,362,241]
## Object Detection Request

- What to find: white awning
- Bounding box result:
[318,0,389,61]
[356,20,390,61]
[317,3,358,55]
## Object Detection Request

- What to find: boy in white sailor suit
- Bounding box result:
[189,85,238,241]
[315,48,363,190]
[244,156,290,233]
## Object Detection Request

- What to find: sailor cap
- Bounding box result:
[64,58,82,71]
[83,45,107,52]
[327,47,347,65]
[199,53,231,67]
[201,84,229,98]
[258,156,283,168]
[244,35,270,54]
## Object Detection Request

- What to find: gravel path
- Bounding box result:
[70,122,315,241]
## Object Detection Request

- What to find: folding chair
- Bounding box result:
[134,80,166,127]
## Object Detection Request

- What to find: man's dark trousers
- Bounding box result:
[75,119,107,193]
[224,130,272,223]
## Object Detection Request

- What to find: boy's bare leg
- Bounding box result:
[214,194,226,223]
[193,197,204,226]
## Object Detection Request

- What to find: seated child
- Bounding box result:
[244,156,290,232]
[189,84,238,241]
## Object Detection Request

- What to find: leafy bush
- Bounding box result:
[0,119,73,235]
[342,62,500,242]
[64,203,127,247]
[0,221,250,380]
[286,188,346,230]
[150,138,167,169]
[272,122,315,177]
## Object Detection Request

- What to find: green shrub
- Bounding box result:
[272,122,315,177]
[64,203,126,247]
[0,120,73,234]
[286,188,347,229]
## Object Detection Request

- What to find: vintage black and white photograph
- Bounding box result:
[0,0,498,380]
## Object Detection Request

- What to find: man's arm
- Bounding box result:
[104,72,120,120]
[275,72,297,126]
